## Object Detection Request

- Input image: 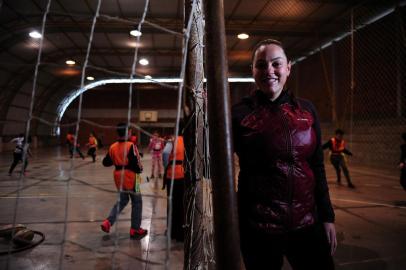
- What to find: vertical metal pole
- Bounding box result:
[350,8,354,150]
[136,86,141,146]
[204,0,241,269]
[331,42,337,126]
[395,5,404,117]
[319,49,337,125]
[184,0,204,268]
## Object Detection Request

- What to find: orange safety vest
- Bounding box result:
[331,137,345,153]
[109,141,139,190]
[66,134,75,144]
[88,136,97,148]
[165,136,185,180]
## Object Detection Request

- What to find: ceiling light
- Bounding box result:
[145,75,152,79]
[86,76,95,81]
[139,58,149,66]
[130,30,142,37]
[237,33,249,40]
[65,60,76,65]
[29,31,42,39]
[127,41,141,48]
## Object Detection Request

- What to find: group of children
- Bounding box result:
[7,127,406,242]
[65,131,101,162]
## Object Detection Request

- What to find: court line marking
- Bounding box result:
[331,198,406,210]
[338,254,406,266]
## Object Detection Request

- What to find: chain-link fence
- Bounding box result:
[291,3,406,169]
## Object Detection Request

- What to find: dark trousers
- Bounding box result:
[9,153,28,174]
[107,191,142,229]
[240,223,334,270]
[69,145,84,159]
[165,179,184,241]
[330,154,352,185]
[87,147,96,162]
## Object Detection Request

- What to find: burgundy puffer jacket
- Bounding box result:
[232,90,334,234]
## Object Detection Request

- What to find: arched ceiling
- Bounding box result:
[0,0,401,135]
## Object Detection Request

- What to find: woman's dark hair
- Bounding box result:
[251,39,289,63]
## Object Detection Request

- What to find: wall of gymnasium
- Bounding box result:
[60,85,179,150]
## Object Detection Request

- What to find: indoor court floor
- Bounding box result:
[0,146,405,270]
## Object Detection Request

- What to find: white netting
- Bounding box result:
[3,0,215,269]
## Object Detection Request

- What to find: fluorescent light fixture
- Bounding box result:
[29,31,42,39]
[237,33,249,40]
[139,58,149,66]
[86,76,95,81]
[293,5,399,64]
[130,30,142,37]
[56,77,255,131]
[65,60,76,65]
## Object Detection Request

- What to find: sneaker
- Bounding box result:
[348,183,355,189]
[130,228,148,239]
[101,219,111,233]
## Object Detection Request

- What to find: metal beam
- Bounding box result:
[204,0,241,269]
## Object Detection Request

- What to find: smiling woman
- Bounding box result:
[1,1,406,270]
[251,40,291,101]
[232,39,336,270]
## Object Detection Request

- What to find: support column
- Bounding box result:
[204,0,241,269]
[183,0,205,268]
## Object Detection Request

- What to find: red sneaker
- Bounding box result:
[130,228,148,239]
[101,219,111,233]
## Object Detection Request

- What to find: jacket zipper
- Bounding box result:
[280,105,294,230]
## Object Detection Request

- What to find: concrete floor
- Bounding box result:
[0,146,405,269]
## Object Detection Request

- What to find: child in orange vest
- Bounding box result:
[100,123,148,239]
[66,131,85,159]
[163,135,185,242]
[323,129,355,188]
[86,132,98,162]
